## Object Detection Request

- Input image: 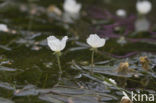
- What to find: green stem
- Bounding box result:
[56,53,62,81]
[91,49,95,74]
[43,73,48,88]
[91,50,95,66]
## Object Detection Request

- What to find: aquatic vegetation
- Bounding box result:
[109,78,117,85]
[0,24,8,32]
[47,5,62,17]
[88,9,136,38]
[63,0,82,23]
[0,97,14,103]
[86,34,106,73]
[87,34,106,48]
[139,56,150,71]
[116,62,134,74]
[103,78,117,86]
[0,0,155,103]
[47,36,68,81]
[116,9,127,17]
[136,1,152,15]
[87,4,155,46]
[135,17,150,32]
[47,36,68,52]
[63,0,81,14]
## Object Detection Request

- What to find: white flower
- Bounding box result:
[121,91,132,103]
[136,1,152,15]
[63,0,81,14]
[47,36,68,52]
[0,24,8,32]
[87,34,106,48]
[116,9,126,17]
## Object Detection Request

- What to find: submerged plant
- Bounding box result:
[88,6,155,46]
[103,78,117,86]
[116,61,135,75]
[47,36,68,81]
[86,34,106,73]
[139,56,150,71]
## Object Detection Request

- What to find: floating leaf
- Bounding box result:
[14,85,38,96]
[0,66,16,72]
[0,97,14,103]
[0,82,14,90]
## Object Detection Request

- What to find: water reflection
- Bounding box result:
[62,0,81,23]
[135,17,150,32]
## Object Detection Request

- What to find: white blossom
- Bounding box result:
[136,1,152,15]
[87,34,106,48]
[47,36,68,52]
[116,9,126,17]
[0,24,8,32]
[63,0,81,14]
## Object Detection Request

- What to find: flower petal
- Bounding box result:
[47,36,68,52]
[87,34,106,48]
[60,36,68,51]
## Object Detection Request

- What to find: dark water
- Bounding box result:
[0,0,156,103]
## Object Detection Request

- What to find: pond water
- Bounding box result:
[0,0,156,103]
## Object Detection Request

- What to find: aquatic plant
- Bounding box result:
[87,6,155,46]
[103,78,117,86]
[0,1,156,103]
[136,1,152,15]
[63,0,81,14]
[116,9,127,17]
[0,24,8,32]
[63,0,82,23]
[139,56,150,70]
[87,7,136,39]
[116,62,135,74]
[86,34,106,73]
[47,36,68,81]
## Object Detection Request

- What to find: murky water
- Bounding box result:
[0,0,156,103]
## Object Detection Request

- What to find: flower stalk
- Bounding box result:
[55,52,62,81]
[91,49,95,67]
[90,49,95,74]
[47,35,68,85]
[86,34,106,74]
